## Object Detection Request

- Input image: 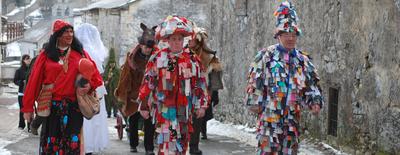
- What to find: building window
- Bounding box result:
[65,7,70,16]
[328,87,339,136]
[235,0,248,16]
[57,7,62,16]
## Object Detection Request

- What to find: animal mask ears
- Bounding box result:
[140,23,148,31]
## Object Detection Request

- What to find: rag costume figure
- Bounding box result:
[114,23,158,155]
[75,23,109,154]
[138,15,209,155]
[103,48,120,118]
[187,26,224,155]
[245,2,323,155]
[22,19,103,154]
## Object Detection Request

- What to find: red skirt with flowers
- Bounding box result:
[39,99,83,155]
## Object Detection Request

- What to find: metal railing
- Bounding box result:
[0,22,24,44]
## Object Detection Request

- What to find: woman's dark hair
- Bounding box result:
[21,54,30,68]
[44,25,83,62]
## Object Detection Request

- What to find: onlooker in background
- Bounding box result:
[25,42,48,135]
[104,48,120,118]
[14,54,31,131]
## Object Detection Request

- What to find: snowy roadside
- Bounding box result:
[0,83,26,155]
[6,0,38,16]
[0,127,31,155]
[207,119,349,155]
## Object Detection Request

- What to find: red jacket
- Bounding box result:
[22,49,103,113]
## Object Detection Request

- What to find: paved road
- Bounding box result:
[0,94,255,155]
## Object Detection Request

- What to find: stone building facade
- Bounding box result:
[206,0,400,154]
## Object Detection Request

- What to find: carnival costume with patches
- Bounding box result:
[22,19,103,154]
[138,15,209,155]
[245,2,323,155]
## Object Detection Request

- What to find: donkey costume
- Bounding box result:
[188,25,223,155]
[114,23,158,154]
[115,23,158,117]
[245,2,323,155]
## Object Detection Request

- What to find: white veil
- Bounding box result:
[75,23,109,153]
[75,23,108,74]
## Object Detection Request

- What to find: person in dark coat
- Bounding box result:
[25,43,48,135]
[14,54,31,131]
[103,48,120,118]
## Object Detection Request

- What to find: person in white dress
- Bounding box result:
[75,23,109,154]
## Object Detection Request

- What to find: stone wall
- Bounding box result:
[205,0,400,154]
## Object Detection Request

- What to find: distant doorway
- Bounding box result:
[328,87,339,136]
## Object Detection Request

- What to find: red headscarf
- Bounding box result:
[52,19,71,33]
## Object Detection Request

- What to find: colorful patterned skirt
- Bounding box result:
[39,99,83,155]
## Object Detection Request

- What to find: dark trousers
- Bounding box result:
[128,112,155,151]
[31,115,44,129]
[190,114,204,150]
[18,96,29,129]
[105,95,118,117]
[200,117,207,136]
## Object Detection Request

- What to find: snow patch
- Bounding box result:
[28,9,42,18]
[0,128,29,155]
[321,142,349,155]
[207,119,348,155]
[6,42,21,57]
[207,119,258,146]
[0,139,12,155]
[7,103,19,110]
[0,61,20,66]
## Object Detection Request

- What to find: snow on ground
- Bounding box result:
[321,142,349,155]
[6,42,22,57]
[207,119,258,146]
[0,61,20,66]
[28,9,42,18]
[0,84,18,99]
[207,119,349,155]
[0,122,30,155]
[0,139,12,155]
[7,102,19,110]
[6,0,37,16]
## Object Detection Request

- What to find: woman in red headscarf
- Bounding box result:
[138,15,209,155]
[22,19,102,154]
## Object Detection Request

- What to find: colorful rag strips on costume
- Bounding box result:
[274,1,302,35]
[139,48,209,154]
[245,44,323,154]
[155,15,194,40]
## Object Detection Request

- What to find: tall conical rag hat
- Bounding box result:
[274,1,302,38]
[155,15,194,40]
